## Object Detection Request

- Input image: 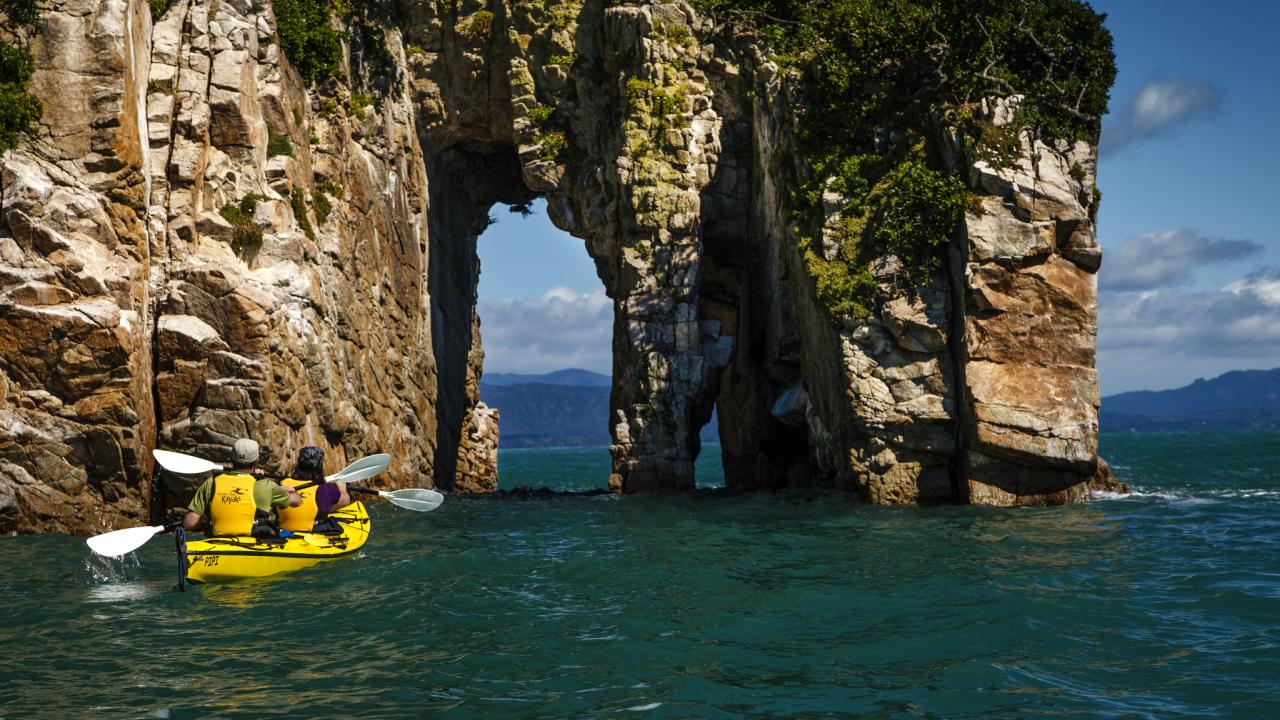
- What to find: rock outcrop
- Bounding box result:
[1,0,441,533]
[0,0,1113,534]
[406,1,1109,504]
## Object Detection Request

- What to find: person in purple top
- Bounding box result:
[277,446,352,533]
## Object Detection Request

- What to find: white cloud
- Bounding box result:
[1102,78,1222,153]
[1100,228,1263,291]
[478,288,614,375]
[1099,268,1280,358]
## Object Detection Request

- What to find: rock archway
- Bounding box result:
[414,0,815,493]
[0,0,1111,534]
[412,0,1107,501]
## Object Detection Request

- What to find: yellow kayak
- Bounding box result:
[182,502,371,584]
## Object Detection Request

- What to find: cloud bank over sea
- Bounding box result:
[478,288,613,375]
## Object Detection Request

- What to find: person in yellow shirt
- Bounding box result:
[278,446,352,534]
[182,438,301,537]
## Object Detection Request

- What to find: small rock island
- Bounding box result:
[0,0,1116,534]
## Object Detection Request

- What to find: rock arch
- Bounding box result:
[413,0,1106,501]
[414,0,812,493]
[0,0,1109,533]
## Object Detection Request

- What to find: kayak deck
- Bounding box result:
[183,501,370,583]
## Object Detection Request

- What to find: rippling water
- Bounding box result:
[2,431,1279,718]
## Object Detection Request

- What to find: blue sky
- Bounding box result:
[478,1,1280,395]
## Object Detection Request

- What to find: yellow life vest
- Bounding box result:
[210,472,258,537]
[277,478,319,532]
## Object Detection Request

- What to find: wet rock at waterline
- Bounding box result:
[1,0,1113,533]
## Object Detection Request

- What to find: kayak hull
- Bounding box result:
[183,501,370,583]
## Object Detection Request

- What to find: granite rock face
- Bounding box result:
[1,0,441,533]
[403,2,1108,504]
[456,401,500,493]
[0,0,1111,533]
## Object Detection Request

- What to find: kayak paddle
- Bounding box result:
[348,486,445,512]
[152,449,221,475]
[86,452,395,558]
[86,521,181,559]
[151,449,390,484]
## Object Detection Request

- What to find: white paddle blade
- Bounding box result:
[86,525,166,558]
[327,465,386,485]
[153,449,221,476]
[383,488,444,512]
[326,453,391,483]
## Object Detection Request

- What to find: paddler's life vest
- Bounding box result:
[210,472,259,536]
[276,477,319,532]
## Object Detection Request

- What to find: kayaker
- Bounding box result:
[182,438,302,537]
[278,446,352,534]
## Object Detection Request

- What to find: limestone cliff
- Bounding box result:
[409,0,1112,504]
[0,0,1115,534]
[0,0,439,533]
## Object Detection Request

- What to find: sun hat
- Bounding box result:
[231,438,260,466]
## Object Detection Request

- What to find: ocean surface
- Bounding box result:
[2,430,1278,718]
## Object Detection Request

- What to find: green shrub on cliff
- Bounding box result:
[148,0,175,21]
[291,187,315,240]
[267,127,294,157]
[220,194,268,258]
[458,10,494,42]
[273,0,343,84]
[0,0,43,154]
[0,0,40,29]
[349,91,374,117]
[0,45,40,153]
[312,176,338,224]
[693,0,1116,321]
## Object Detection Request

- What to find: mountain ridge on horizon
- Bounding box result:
[479,367,719,447]
[1102,367,1280,431]
[482,366,1280,441]
[481,368,611,388]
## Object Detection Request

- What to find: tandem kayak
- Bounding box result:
[182,501,371,584]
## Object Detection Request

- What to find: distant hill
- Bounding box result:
[481,368,611,388]
[1102,368,1280,431]
[481,370,718,447]
[480,383,612,448]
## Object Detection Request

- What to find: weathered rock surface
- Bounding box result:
[2,0,441,533]
[403,2,1108,504]
[0,0,1112,533]
[456,401,500,493]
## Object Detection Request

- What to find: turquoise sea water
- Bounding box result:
[2,430,1278,718]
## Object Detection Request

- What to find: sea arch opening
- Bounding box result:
[423,140,737,495]
[419,126,814,496]
[475,198,615,491]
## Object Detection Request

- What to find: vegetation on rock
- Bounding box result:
[0,0,43,154]
[535,129,566,161]
[267,127,294,157]
[220,194,268,258]
[348,90,374,117]
[291,187,314,240]
[273,0,344,84]
[695,0,1116,320]
[624,76,691,162]
[457,10,494,43]
[148,0,175,21]
[313,177,338,224]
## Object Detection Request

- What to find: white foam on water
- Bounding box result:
[82,553,141,584]
[623,703,662,712]
[1091,489,1183,502]
[85,582,159,603]
[1092,486,1280,504]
